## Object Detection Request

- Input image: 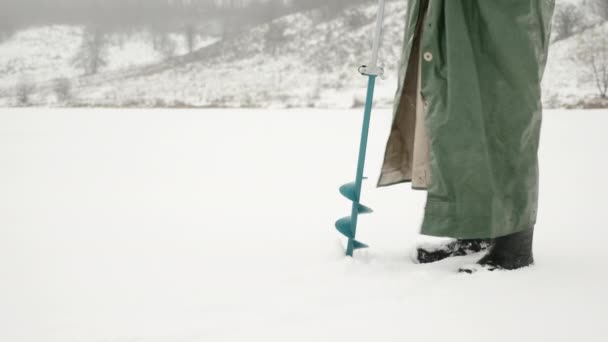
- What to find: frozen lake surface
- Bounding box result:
[1,108,607,342]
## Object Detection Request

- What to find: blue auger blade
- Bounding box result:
[339,182,357,202]
[339,178,369,202]
[353,240,369,250]
[335,217,353,238]
[337,218,369,250]
[358,204,373,214]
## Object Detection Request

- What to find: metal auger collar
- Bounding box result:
[358,65,385,77]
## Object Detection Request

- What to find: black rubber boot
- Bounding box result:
[415,239,493,264]
[459,227,535,273]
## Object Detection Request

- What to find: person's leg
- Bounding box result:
[459,227,535,273]
[410,1,493,264]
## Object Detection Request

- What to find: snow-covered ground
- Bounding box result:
[1,108,607,342]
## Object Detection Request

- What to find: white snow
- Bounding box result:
[0,108,607,342]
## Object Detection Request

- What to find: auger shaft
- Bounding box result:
[345,75,376,256]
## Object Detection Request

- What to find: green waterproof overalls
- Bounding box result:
[378,0,555,239]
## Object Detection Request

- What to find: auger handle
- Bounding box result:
[369,0,386,69]
[360,0,386,77]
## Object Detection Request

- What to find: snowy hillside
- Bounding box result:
[0,0,604,108]
[1,107,607,342]
[0,26,84,88]
[0,25,219,99]
[543,21,608,108]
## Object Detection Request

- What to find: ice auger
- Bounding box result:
[336,0,387,257]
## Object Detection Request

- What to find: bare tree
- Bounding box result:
[218,16,243,59]
[575,26,608,98]
[345,8,367,29]
[588,0,608,21]
[264,21,287,55]
[0,26,13,43]
[72,27,108,75]
[15,77,35,106]
[184,24,197,53]
[553,3,583,41]
[153,33,177,60]
[220,16,241,40]
[53,78,72,104]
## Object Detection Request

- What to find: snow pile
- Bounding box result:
[0,107,607,342]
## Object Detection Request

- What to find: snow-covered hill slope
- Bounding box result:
[0,25,218,95]
[0,0,604,108]
[0,26,84,88]
[0,1,408,108]
[543,21,608,108]
[1,107,607,342]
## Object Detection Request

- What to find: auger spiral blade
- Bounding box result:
[335,215,370,252]
[358,204,373,214]
[335,216,354,238]
[336,179,374,256]
[352,240,369,250]
[339,178,369,202]
[339,182,357,202]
